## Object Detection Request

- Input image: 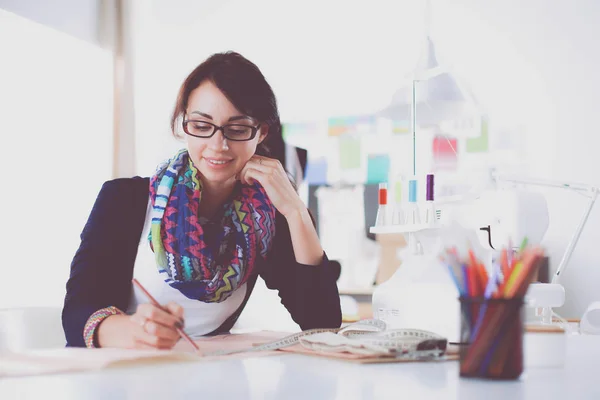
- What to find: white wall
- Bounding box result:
[439,0,600,319]
[0,0,102,45]
[0,9,113,308]
[128,0,427,176]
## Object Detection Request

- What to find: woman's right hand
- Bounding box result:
[96,302,184,349]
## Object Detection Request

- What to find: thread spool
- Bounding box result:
[376,183,389,226]
[581,301,600,334]
[409,179,417,203]
[394,180,402,203]
[392,179,404,225]
[425,174,436,225]
[408,180,419,220]
[378,183,388,206]
[426,174,434,201]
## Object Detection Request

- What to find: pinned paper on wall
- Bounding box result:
[466,118,489,153]
[328,115,376,136]
[282,122,320,140]
[433,135,458,170]
[305,157,328,185]
[391,119,411,135]
[328,117,350,137]
[367,154,390,183]
[339,137,361,170]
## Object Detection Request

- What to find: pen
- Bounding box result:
[132,278,201,353]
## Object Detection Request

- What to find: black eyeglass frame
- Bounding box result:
[182,119,262,142]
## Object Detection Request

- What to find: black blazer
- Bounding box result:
[62,177,342,347]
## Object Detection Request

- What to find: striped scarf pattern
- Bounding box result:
[148,149,276,303]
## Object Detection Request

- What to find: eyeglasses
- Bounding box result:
[182,120,261,142]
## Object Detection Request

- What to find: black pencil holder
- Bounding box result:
[458,297,524,380]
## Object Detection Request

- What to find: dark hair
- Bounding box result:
[170,51,284,161]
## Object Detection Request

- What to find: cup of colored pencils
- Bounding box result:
[441,240,545,380]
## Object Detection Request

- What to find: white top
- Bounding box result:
[126,200,246,338]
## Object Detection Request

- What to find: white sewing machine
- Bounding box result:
[370,169,599,340]
[472,171,598,326]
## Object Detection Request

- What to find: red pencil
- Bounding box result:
[132,278,201,354]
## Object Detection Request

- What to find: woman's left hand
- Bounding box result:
[238,155,305,218]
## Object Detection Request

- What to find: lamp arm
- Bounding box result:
[492,171,599,283]
[552,188,599,283]
[492,172,596,194]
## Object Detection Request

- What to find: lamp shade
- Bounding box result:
[377,37,478,126]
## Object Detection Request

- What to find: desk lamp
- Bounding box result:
[482,171,599,325]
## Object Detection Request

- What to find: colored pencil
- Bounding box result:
[447,240,543,378]
[132,278,201,353]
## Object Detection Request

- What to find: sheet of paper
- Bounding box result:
[339,137,361,170]
[179,331,290,354]
[0,332,289,378]
[0,348,198,377]
[0,330,458,377]
[305,157,328,185]
[366,154,390,184]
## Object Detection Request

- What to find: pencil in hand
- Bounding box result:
[132,278,202,354]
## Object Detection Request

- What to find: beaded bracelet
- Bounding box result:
[83,306,124,348]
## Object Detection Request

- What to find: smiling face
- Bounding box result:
[185,80,267,187]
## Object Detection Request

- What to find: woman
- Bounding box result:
[62,51,341,349]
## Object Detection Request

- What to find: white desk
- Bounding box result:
[1,335,599,400]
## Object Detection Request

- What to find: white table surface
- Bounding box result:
[1,335,599,400]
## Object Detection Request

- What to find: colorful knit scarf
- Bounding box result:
[148,149,276,303]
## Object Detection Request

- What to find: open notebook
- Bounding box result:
[1,320,456,377]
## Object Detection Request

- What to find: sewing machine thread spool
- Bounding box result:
[392,179,404,225]
[409,180,417,203]
[425,174,436,225]
[406,179,421,224]
[426,174,434,201]
[581,301,600,334]
[376,182,389,226]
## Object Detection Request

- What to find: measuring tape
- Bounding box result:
[204,319,447,360]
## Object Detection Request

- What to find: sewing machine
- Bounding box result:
[369,169,599,340]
